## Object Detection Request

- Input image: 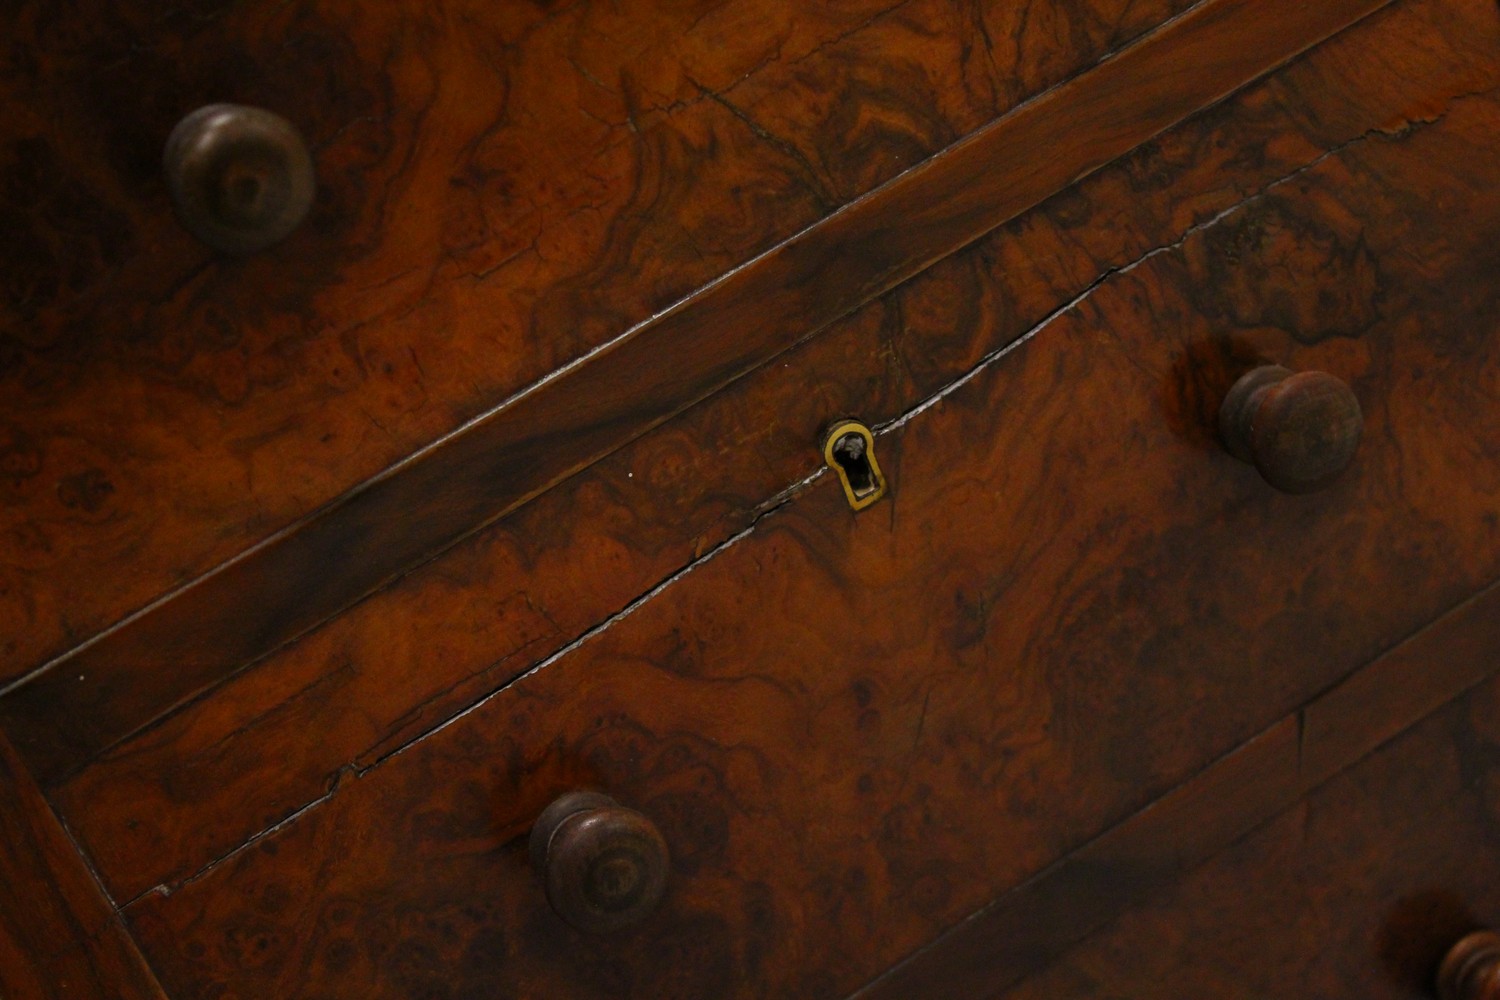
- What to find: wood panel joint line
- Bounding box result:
[851,574,1500,1000]
[0,0,1399,788]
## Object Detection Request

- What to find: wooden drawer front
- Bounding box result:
[121,18,1500,1000]
[853,580,1500,1000]
[1000,667,1500,1000]
[43,0,1490,907]
[0,0,1195,686]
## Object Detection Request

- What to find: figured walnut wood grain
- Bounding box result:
[0,0,1395,787]
[120,58,1500,1000]
[857,575,1500,1000]
[53,0,1500,907]
[0,732,165,1000]
[0,0,1197,686]
[991,640,1500,1000]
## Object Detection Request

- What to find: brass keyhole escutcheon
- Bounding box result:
[823,420,888,511]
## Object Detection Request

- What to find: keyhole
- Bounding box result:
[832,432,877,498]
[823,420,888,511]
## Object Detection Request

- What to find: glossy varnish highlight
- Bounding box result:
[0,0,1497,996]
[0,0,1392,791]
[122,38,1500,997]
[0,732,164,1000]
[50,0,1500,912]
[0,0,1199,686]
[996,628,1500,1000]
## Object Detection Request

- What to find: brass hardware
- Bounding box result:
[823,420,888,511]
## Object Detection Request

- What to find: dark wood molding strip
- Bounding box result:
[850,575,1500,1000]
[0,731,167,1000]
[0,0,1396,786]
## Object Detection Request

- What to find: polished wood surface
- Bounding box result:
[118,32,1500,995]
[0,0,1394,789]
[0,732,165,1000]
[994,655,1500,1000]
[858,575,1500,1000]
[0,0,1199,688]
[3,1,1498,996]
[51,0,1500,912]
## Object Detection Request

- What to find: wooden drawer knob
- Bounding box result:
[1218,365,1363,494]
[529,791,669,934]
[163,104,315,253]
[1439,931,1500,1000]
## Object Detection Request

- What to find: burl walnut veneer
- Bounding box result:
[3,0,1499,997]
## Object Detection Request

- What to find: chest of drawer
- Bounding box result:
[5,0,1500,998]
[0,0,1409,791]
[83,4,1500,995]
[995,604,1500,1000]
[28,0,1482,910]
[0,0,1193,688]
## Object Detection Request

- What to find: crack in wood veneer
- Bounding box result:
[0,0,1398,793]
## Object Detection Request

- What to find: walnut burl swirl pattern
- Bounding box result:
[0,0,1197,684]
[995,670,1500,1000]
[123,35,1500,1000]
[51,0,1500,916]
[0,0,1396,794]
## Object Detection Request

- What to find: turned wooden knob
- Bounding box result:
[163,104,315,253]
[529,791,668,933]
[1218,365,1363,494]
[1439,931,1500,1000]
